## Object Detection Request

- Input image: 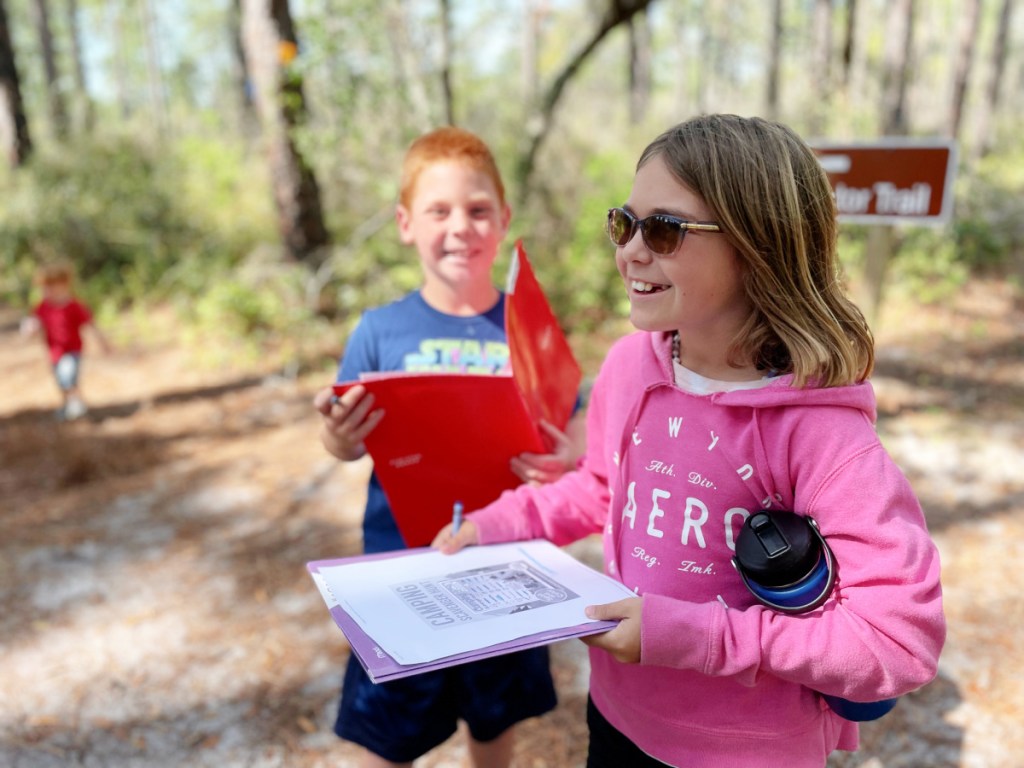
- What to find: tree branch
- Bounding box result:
[516,0,656,201]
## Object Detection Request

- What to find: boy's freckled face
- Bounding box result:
[396,160,511,289]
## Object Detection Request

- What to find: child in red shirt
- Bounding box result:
[22,262,110,420]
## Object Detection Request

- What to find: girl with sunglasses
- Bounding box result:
[433,114,945,767]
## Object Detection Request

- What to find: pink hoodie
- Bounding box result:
[470,331,945,768]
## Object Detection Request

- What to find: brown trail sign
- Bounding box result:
[812,139,958,226]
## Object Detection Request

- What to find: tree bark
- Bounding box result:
[866,0,917,324]
[521,0,545,109]
[110,2,132,119]
[949,0,982,141]
[843,0,868,114]
[139,0,169,137]
[765,0,783,120]
[438,0,454,126]
[516,0,656,202]
[975,0,1014,159]
[30,0,69,140]
[64,0,94,133]
[627,5,652,125]
[880,0,914,135]
[229,0,258,139]
[242,0,330,263]
[384,0,432,133]
[808,0,832,136]
[841,0,858,86]
[0,0,31,167]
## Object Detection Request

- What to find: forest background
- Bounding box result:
[1,0,1022,357]
[1,1,1024,767]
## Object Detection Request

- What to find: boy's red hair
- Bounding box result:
[399,126,506,209]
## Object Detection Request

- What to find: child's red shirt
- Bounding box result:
[34,299,92,363]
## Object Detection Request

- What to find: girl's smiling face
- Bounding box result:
[615,154,754,376]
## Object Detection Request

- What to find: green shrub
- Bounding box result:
[181,250,331,369]
[953,150,1024,275]
[0,133,270,308]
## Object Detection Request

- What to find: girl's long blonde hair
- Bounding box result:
[639,114,874,387]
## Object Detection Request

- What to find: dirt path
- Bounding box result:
[1,282,1022,768]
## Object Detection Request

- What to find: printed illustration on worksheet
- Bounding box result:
[392,560,579,630]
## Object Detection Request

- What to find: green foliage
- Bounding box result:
[953,149,1024,275]
[180,251,332,369]
[0,132,272,308]
[889,228,971,304]
[838,223,969,306]
[321,233,423,329]
[5,0,1024,366]
[545,148,635,331]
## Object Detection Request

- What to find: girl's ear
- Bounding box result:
[395,205,414,245]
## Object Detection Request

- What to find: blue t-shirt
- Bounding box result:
[337,291,509,552]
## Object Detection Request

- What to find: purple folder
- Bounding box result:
[307,547,618,684]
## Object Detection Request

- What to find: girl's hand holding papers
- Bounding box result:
[582,597,643,664]
[430,517,642,663]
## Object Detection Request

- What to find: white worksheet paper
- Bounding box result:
[317,540,635,665]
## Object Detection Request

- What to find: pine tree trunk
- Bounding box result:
[949,0,982,141]
[866,0,917,325]
[975,0,1014,159]
[30,0,69,140]
[627,6,652,125]
[64,0,94,133]
[229,0,258,139]
[241,0,330,263]
[809,0,832,136]
[0,0,32,167]
[765,0,783,120]
[880,0,915,135]
[438,0,454,126]
[139,0,169,137]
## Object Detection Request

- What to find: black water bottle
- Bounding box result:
[732,510,898,721]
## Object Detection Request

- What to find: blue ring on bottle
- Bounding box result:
[733,518,836,614]
[822,694,899,721]
[742,551,833,611]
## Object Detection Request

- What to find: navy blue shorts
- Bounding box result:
[335,647,557,763]
[586,696,671,767]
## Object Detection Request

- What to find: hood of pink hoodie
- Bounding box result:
[642,331,877,416]
[618,332,879,517]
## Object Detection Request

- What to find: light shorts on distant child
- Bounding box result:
[53,353,82,391]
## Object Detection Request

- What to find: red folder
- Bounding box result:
[333,240,582,548]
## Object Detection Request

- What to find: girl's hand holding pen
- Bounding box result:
[313,384,385,461]
[582,597,643,664]
[432,518,480,554]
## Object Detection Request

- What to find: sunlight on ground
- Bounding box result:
[2,280,1022,767]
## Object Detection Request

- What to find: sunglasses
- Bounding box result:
[606,207,722,256]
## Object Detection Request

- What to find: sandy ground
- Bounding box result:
[1,280,1022,768]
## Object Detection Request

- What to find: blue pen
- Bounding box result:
[452,501,464,535]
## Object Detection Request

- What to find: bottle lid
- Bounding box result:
[734,511,821,588]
